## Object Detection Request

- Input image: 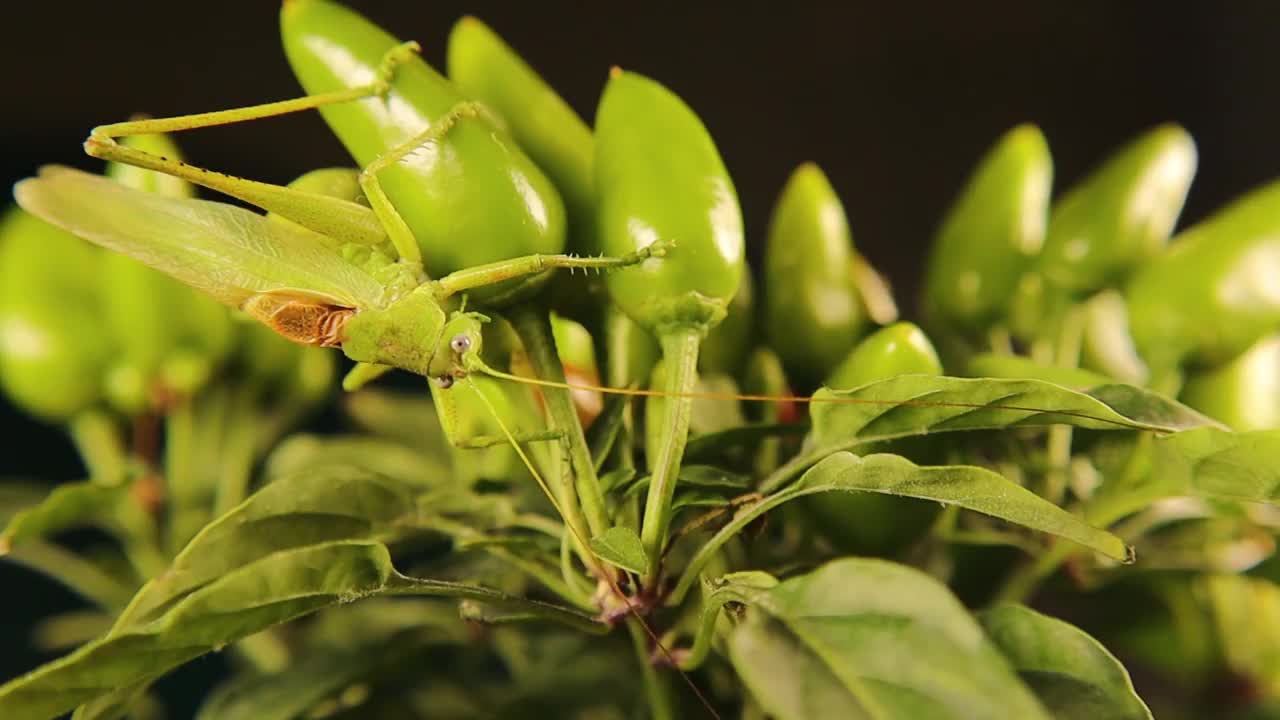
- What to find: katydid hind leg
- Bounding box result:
[82,42,424,248]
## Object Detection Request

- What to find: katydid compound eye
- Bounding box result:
[450,334,472,353]
[433,375,455,389]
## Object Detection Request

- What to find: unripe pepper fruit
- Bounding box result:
[1126,177,1280,373]
[922,125,1051,339]
[0,208,109,421]
[763,163,865,387]
[1036,124,1196,296]
[595,69,744,574]
[281,0,567,300]
[807,322,945,555]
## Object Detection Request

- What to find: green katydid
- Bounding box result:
[14,165,667,439]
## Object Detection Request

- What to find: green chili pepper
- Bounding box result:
[595,69,744,573]
[281,0,567,290]
[806,322,944,555]
[0,208,110,421]
[763,163,865,386]
[825,321,942,390]
[700,268,754,377]
[270,166,364,206]
[1180,334,1280,431]
[1079,290,1149,386]
[742,346,795,473]
[446,16,594,254]
[922,124,1052,337]
[1125,177,1280,371]
[965,353,1110,390]
[1037,124,1196,295]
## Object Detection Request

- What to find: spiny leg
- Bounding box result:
[82,42,422,247]
[355,101,496,267]
[431,240,675,298]
[452,430,564,449]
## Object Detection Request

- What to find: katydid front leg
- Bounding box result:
[429,240,673,298]
[81,42,423,250]
[356,101,498,266]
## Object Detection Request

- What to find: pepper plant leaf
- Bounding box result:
[0,481,131,552]
[808,375,1217,447]
[724,558,1051,720]
[131,467,418,623]
[980,604,1153,720]
[195,628,438,720]
[1087,428,1280,524]
[670,451,1128,604]
[589,526,649,576]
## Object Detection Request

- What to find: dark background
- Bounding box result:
[3,0,1279,712]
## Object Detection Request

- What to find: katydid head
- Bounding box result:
[428,310,490,384]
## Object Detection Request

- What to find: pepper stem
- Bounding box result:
[639,326,701,584]
[507,305,613,562]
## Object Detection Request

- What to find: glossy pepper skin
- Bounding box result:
[446,17,594,254]
[825,321,942,390]
[1037,124,1196,295]
[595,70,743,335]
[1125,177,1280,371]
[1180,334,1280,431]
[0,208,110,421]
[808,322,944,555]
[763,163,865,386]
[922,125,1051,336]
[595,69,744,572]
[280,0,566,286]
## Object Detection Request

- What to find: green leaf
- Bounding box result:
[0,482,55,525]
[589,526,649,576]
[0,541,392,720]
[683,422,806,463]
[31,610,115,652]
[1204,574,1280,695]
[1156,428,1280,502]
[809,375,1215,447]
[0,540,602,720]
[196,629,433,720]
[118,465,421,626]
[622,465,752,500]
[4,542,137,608]
[263,434,447,486]
[672,452,1129,604]
[981,605,1153,720]
[1089,428,1280,525]
[587,390,629,472]
[0,482,130,552]
[724,558,1050,720]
